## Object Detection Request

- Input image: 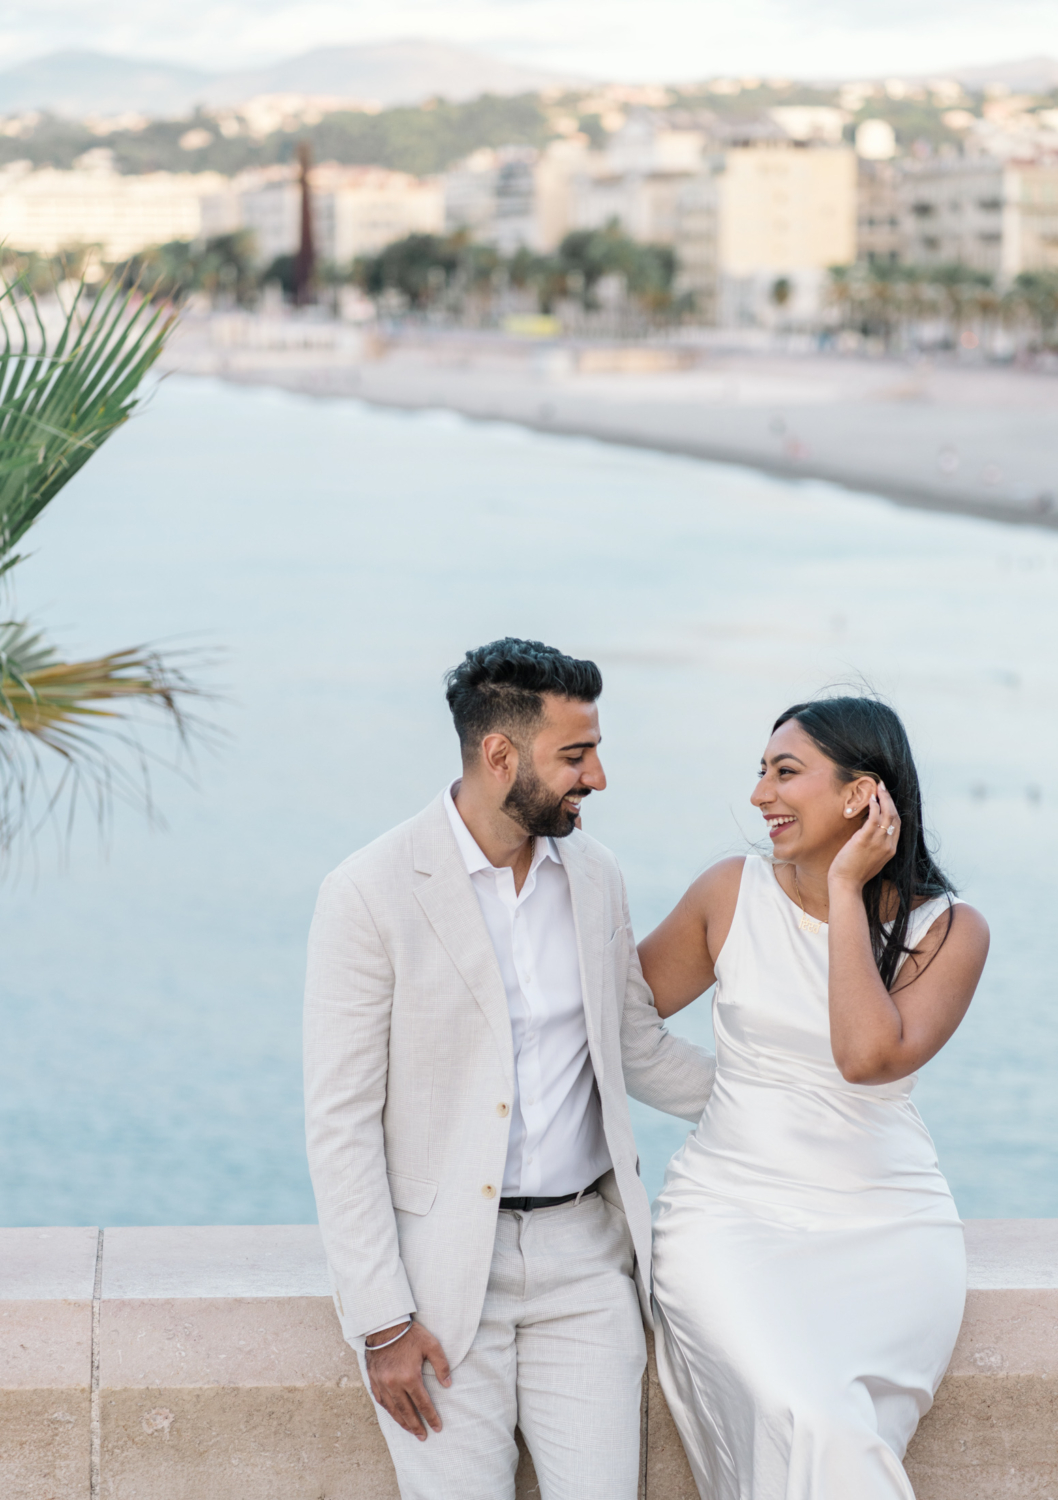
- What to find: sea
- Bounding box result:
[2,373,1056,1226]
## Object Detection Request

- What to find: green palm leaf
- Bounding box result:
[0,276,209,855]
[0,278,174,574]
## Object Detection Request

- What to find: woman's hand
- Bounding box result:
[828,781,901,892]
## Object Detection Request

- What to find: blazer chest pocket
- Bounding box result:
[388,1171,438,1216]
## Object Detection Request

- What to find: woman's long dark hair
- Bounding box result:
[773,696,954,989]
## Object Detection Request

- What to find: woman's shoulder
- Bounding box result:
[685,854,748,907]
[914,897,989,952]
[679,855,753,963]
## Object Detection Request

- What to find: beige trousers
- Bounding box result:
[364,1191,647,1500]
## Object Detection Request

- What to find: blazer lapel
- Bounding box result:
[558,834,606,1084]
[412,800,514,1084]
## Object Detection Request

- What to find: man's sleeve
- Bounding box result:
[303,866,416,1341]
[616,875,716,1123]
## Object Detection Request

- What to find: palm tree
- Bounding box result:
[0,275,203,853]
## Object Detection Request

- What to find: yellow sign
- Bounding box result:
[503,314,561,338]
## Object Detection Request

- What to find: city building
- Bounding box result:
[672,169,720,320]
[0,153,235,261]
[444,147,539,252]
[236,163,444,267]
[857,160,901,264]
[567,114,709,245]
[532,139,593,251]
[673,132,857,325]
[0,152,443,270]
[899,156,1058,276]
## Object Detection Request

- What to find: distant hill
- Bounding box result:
[0,41,583,120]
[0,50,211,118]
[945,56,1058,93]
[202,41,583,109]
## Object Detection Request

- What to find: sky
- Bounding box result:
[5,0,1057,81]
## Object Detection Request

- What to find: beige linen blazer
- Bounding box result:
[304,792,715,1369]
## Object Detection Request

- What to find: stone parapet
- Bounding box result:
[1,1219,1055,1498]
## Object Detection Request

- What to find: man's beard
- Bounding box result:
[503,763,588,838]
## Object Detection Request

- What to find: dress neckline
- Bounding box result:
[767,857,956,940]
[769,861,828,929]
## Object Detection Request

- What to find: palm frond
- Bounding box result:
[0,277,175,572]
[0,278,214,860]
[0,618,214,856]
[0,619,194,745]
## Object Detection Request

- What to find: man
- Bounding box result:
[304,637,714,1499]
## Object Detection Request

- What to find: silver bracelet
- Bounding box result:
[366,1320,413,1352]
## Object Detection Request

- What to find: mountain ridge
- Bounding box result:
[2,44,1056,123]
[0,41,585,119]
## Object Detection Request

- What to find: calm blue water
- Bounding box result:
[2,375,1056,1227]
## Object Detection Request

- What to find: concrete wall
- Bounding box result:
[2,1220,1056,1499]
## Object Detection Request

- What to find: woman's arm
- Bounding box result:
[827,786,990,1084]
[638,857,745,1019]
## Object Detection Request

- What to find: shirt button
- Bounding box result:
[496,1102,510,1117]
[482,1184,497,1199]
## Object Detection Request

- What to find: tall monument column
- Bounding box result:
[294,140,316,307]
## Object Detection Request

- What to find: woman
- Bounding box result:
[641,697,989,1500]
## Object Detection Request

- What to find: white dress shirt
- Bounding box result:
[444,781,612,1198]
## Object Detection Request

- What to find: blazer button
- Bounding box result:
[482,1184,497,1199]
[496,1102,510,1117]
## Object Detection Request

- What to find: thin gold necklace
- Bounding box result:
[792,870,824,934]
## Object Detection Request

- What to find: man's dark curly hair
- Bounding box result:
[445,637,602,757]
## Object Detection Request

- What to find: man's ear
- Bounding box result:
[480,732,517,784]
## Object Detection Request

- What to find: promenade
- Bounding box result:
[164,318,1058,531]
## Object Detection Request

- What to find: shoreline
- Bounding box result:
[162,327,1058,533]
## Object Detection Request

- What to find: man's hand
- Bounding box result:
[365,1320,452,1441]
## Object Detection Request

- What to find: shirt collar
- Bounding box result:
[443,780,559,877]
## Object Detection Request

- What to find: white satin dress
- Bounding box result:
[652,855,965,1499]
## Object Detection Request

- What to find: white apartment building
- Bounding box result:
[857,160,901,264]
[899,156,1058,277]
[0,155,235,261]
[440,118,712,256]
[444,147,538,253]
[674,138,857,325]
[237,164,444,267]
[0,153,442,270]
[533,139,593,251]
[568,114,709,245]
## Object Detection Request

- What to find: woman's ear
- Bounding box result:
[842,776,878,818]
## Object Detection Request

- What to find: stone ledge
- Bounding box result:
[1,1221,1055,1499]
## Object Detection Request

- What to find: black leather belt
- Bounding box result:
[500,1179,601,1212]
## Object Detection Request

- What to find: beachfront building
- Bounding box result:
[0,152,236,261]
[0,151,443,271]
[237,163,444,268]
[857,160,901,264]
[566,113,710,246]
[444,146,540,252]
[440,113,711,256]
[532,139,594,251]
[672,127,857,325]
[898,156,1058,277]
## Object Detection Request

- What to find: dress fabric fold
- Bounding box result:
[652,855,965,1499]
